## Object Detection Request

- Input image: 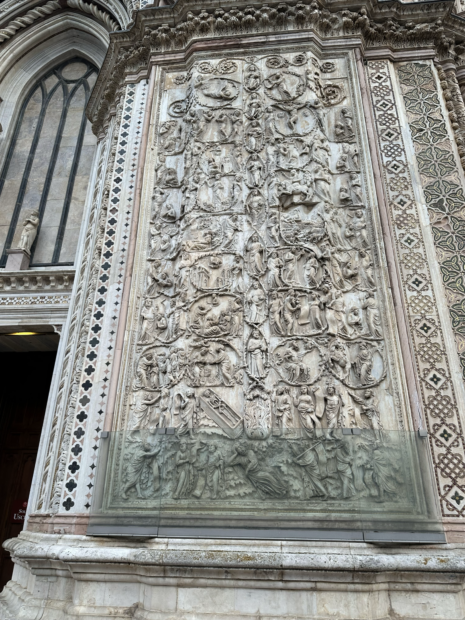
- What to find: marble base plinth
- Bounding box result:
[1,532,465,620]
[5,249,30,271]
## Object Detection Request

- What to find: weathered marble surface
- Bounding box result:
[1,532,465,619]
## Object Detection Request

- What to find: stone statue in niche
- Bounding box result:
[122,48,400,493]
[17,210,40,253]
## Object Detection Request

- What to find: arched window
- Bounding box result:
[0,57,98,267]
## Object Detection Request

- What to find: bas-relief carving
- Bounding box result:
[114,51,410,506]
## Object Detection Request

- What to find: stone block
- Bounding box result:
[5,248,30,270]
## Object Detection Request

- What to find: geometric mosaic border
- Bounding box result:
[398,62,465,381]
[368,60,465,516]
[60,82,148,512]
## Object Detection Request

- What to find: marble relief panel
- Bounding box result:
[118,50,409,446]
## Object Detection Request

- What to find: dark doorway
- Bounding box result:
[0,348,57,590]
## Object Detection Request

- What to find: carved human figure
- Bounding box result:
[267,213,280,245]
[346,209,369,250]
[247,154,264,187]
[245,64,261,91]
[245,92,263,119]
[350,389,382,431]
[134,352,154,390]
[17,210,39,253]
[139,299,156,344]
[339,184,351,204]
[347,305,363,336]
[121,440,161,499]
[247,281,267,323]
[293,443,328,499]
[321,286,348,336]
[273,386,293,432]
[269,291,284,335]
[176,389,197,437]
[154,387,171,428]
[282,248,303,285]
[350,173,363,205]
[294,386,319,431]
[222,215,241,250]
[206,444,224,499]
[359,250,375,289]
[228,297,243,336]
[328,339,350,381]
[370,444,402,500]
[325,209,352,250]
[267,252,283,288]
[227,444,287,498]
[353,342,375,384]
[313,164,332,203]
[185,230,213,252]
[324,385,344,430]
[246,190,265,223]
[245,121,263,151]
[247,329,267,378]
[283,290,299,336]
[304,254,319,287]
[129,389,159,432]
[335,441,356,498]
[362,293,382,339]
[247,234,265,275]
[157,351,172,386]
[334,107,355,142]
[336,144,350,172]
[231,255,245,293]
[309,292,323,330]
[209,343,234,386]
[173,442,193,498]
[281,341,308,383]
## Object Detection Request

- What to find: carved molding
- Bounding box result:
[0,0,122,48]
[0,270,75,292]
[86,0,465,136]
[0,0,60,43]
[66,0,120,31]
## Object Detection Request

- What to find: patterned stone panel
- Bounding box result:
[367,60,465,516]
[398,63,465,380]
[59,82,148,512]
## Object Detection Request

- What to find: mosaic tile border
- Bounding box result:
[367,60,465,516]
[398,62,465,381]
[61,82,148,512]
[0,294,70,305]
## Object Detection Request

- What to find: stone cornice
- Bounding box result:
[5,531,465,576]
[87,0,465,135]
[0,268,75,293]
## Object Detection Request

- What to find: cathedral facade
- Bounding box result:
[1,0,465,617]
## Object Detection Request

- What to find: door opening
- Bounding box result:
[0,332,58,590]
